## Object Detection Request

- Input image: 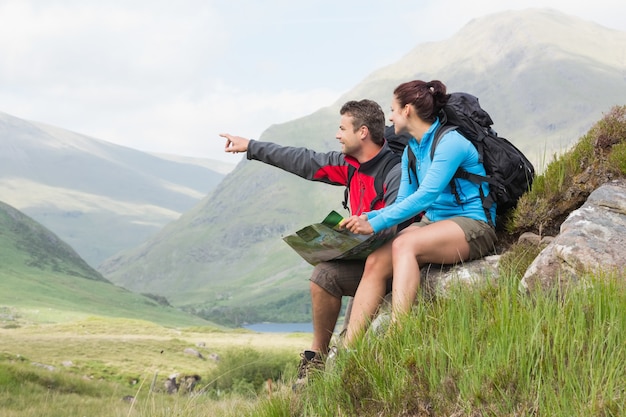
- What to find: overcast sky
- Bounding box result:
[1,1,624,164]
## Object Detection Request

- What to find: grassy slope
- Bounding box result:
[262,274,626,417]
[0,269,211,327]
[0,201,213,328]
[2,274,621,417]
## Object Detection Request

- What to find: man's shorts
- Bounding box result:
[310,259,394,299]
[416,216,497,260]
[310,260,365,299]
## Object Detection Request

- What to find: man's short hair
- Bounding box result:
[340,99,385,146]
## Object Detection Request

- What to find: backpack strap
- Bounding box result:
[342,152,401,213]
[407,125,458,185]
[368,153,400,210]
[342,165,356,212]
[443,154,496,227]
[406,147,417,185]
[430,125,458,159]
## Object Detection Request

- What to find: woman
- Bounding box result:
[341,80,497,345]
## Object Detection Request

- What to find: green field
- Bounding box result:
[0,316,311,417]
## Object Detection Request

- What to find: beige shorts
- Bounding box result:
[416,216,497,260]
[310,260,392,299]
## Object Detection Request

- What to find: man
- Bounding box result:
[220,100,403,385]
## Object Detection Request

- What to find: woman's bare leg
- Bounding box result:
[391,220,470,317]
[344,241,393,346]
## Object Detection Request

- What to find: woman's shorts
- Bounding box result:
[417,216,497,260]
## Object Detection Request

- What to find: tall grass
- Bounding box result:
[255,273,625,416]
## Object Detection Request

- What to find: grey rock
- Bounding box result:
[521,181,626,293]
[421,255,501,299]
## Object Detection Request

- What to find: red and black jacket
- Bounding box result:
[246,140,401,215]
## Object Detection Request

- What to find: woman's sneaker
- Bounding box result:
[292,350,324,391]
[325,345,339,371]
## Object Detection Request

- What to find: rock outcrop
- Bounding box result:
[420,255,501,299]
[520,180,626,293]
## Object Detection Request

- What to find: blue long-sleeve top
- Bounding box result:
[367,119,496,233]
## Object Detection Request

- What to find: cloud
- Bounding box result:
[1,0,625,164]
[83,83,342,160]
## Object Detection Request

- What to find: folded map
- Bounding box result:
[282,210,395,265]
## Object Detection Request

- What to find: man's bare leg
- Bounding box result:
[310,281,341,355]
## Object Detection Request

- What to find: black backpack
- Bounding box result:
[404,92,535,225]
[384,125,411,155]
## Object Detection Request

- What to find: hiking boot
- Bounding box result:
[292,350,324,391]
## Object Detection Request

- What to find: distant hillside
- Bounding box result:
[151,152,237,175]
[0,200,105,282]
[0,201,213,327]
[0,113,226,266]
[98,9,626,325]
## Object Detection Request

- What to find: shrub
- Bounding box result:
[205,347,294,396]
[508,105,626,238]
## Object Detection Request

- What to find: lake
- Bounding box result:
[242,322,313,333]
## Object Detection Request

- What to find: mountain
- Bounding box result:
[0,112,231,266]
[99,8,626,324]
[151,152,236,175]
[0,201,212,327]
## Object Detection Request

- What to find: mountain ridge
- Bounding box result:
[0,110,229,266]
[345,8,626,160]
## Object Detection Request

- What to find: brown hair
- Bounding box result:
[393,80,450,123]
[340,99,385,145]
